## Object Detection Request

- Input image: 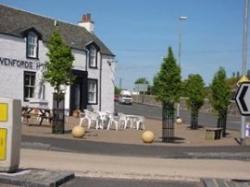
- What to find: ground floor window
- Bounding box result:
[24,71,36,101]
[88,79,98,105]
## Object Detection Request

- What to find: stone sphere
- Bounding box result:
[142,131,155,143]
[72,126,85,138]
[176,118,182,125]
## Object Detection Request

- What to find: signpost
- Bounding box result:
[235,81,250,145]
[235,82,250,116]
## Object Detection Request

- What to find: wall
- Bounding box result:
[132,95,241,116]
[101,56,115,113]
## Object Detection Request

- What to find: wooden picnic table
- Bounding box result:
[22,106,52,126]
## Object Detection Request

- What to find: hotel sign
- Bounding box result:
[0,57,44,70]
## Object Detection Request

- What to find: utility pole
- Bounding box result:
[240,0,249,145]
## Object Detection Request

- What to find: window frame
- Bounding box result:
[88,79,98,105]
[26,31,39,59]
[88,45,98,69]
[23,71,36,102]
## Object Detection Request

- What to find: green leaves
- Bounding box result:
[134,77,149,84]
[210,67,231,111]
[153,47,181,104]
[43,31,74,93]
[185,74,205,110]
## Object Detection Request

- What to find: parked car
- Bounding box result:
[119,90,133,105]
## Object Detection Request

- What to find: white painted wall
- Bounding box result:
[101,56,115,113]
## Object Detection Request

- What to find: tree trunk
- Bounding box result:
[217,108,228,137]
[190,102,199,129]
[162,102,175,143]
[52,92,65,134]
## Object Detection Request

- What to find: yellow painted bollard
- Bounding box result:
[142,130,155,143]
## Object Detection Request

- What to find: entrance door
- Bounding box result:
[70,70,88,115]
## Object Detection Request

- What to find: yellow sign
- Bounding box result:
[0,103,8,122]
[0,128,7,160]
[237,75,249,86]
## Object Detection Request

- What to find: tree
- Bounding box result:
[153,47,181,142]
[185,74,205,129]
[134,77,149,84]
[210,67,231,137]
[135,77,150,95]
[114,86,121,95]
[43,31,74,133]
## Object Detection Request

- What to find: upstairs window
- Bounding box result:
[89,45,97,68]
[24,71,36,101]
[27,31,38,59]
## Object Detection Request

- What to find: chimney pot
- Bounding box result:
[78,13,94,33]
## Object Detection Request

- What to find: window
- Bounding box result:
[89,45,97,68]
[88,79,98,104]
[24,71,36,101]
[27,31,38,58]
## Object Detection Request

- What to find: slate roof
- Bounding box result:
[0,4,115,56]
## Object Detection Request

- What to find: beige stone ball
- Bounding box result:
[176,118,183,125]
[142,130,155,143]
[72,126,85,138]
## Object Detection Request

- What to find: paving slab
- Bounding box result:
[0,169,74,187]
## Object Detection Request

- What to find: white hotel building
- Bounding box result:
[0,4,116,114]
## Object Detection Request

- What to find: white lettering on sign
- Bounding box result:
[0,57,45,70]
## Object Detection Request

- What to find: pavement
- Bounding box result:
[18,148,250,182]
[1,115,250,186]
[22,116,250,146]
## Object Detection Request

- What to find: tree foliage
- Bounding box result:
[134,77,149,84]
[43,31,75,94]
[185,74,205,129]
[185,74,205,109]
[153,47,181,104]
[210,67,231,112]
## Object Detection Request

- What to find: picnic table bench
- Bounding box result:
[22,107,52,126]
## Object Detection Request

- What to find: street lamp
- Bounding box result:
[176,16,188,120]
[178,16,188,67]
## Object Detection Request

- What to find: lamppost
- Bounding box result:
[176,16,188,121]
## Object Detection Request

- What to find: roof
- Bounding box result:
[0,4,115,56]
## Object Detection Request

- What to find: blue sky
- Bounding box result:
[0,0,249,90]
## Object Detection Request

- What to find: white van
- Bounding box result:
[119,90,133,105]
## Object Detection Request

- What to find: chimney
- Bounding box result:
[78,13,94,33]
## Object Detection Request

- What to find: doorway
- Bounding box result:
[70,70,88,115]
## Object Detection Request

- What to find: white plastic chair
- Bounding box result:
[118,113,130,129]
[136,116,145,130]
[106,114,119,131]
[98,111,108,129]
[79,110,99,129]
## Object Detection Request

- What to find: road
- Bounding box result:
[115,102,244,130]
[62,177,198,187]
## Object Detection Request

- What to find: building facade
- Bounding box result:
[0,4,115,114]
